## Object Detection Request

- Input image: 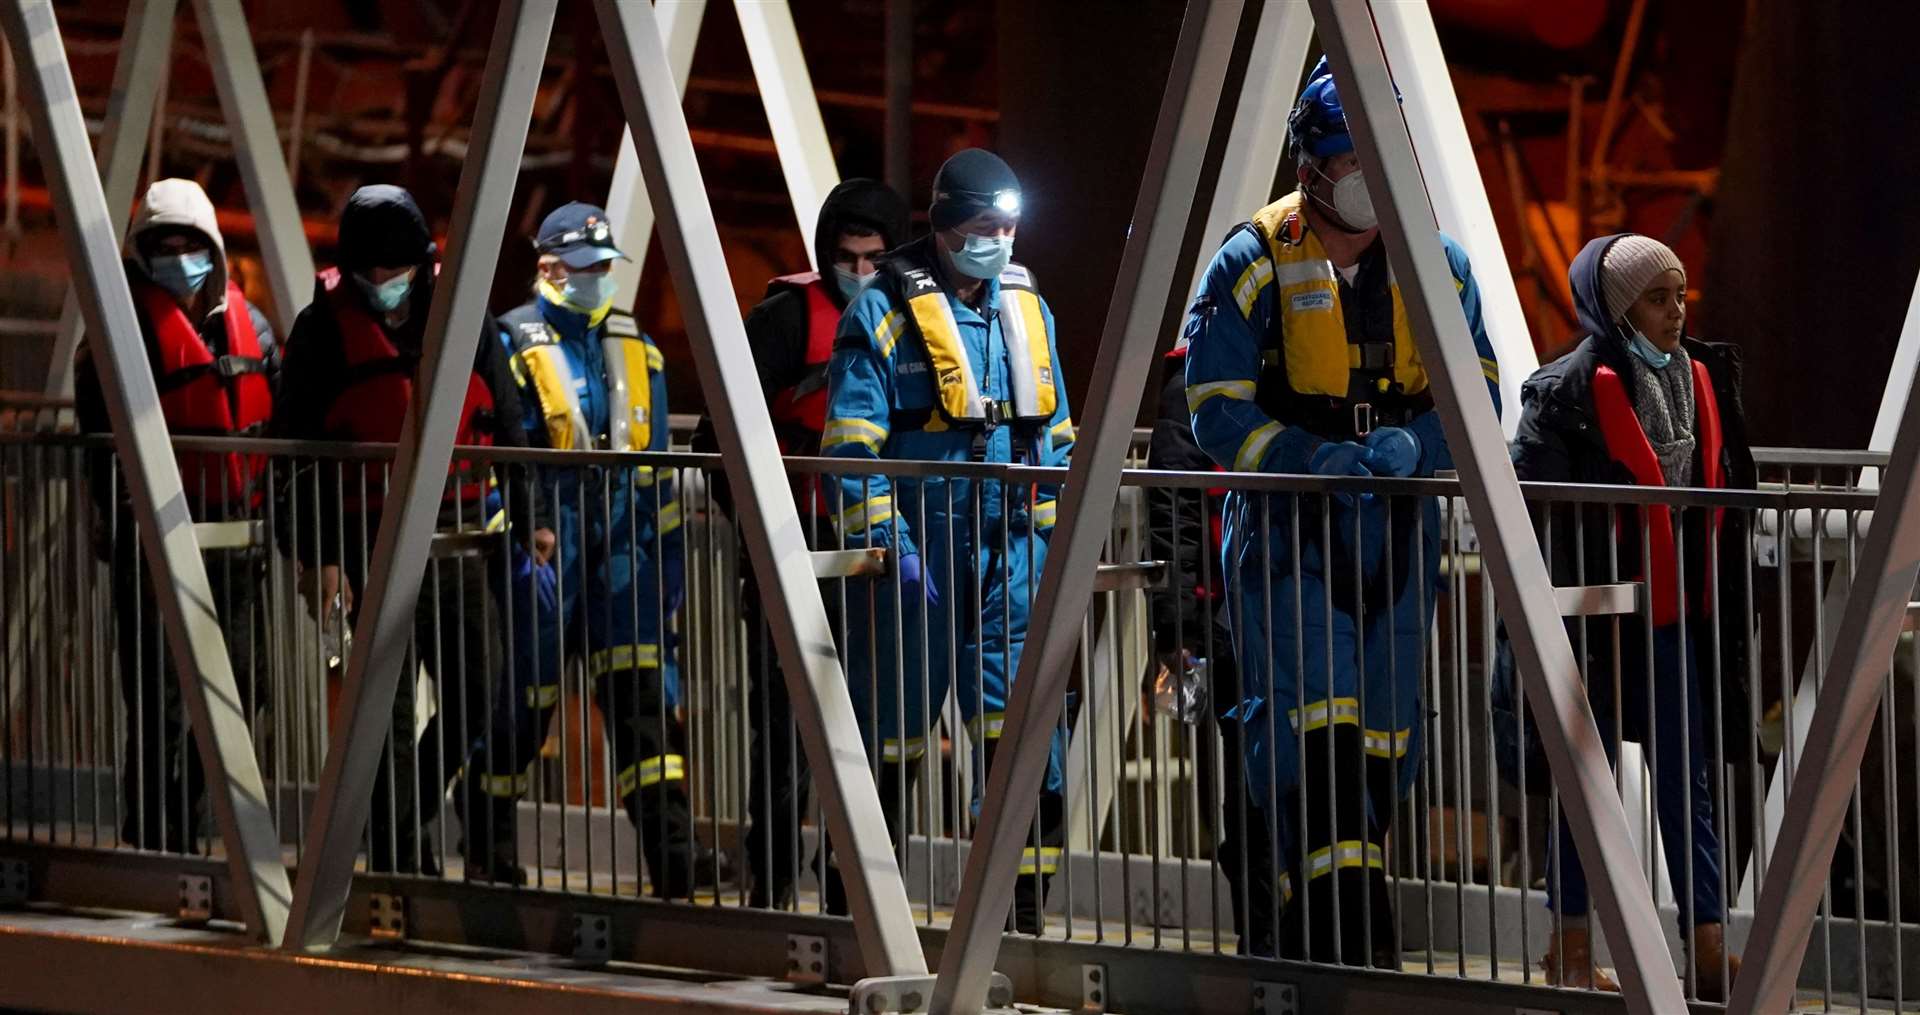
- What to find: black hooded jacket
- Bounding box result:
[271,185,533,569]
[693,179,909,516]
[1507,233,1756,704]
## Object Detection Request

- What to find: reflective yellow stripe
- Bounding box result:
[1018,846,1063,875]
[969,712,1007,740]
[615,754,686,795]
[656,499,683,535]
[634,465,657,488]
[1277,840,1384,904]
[1233,256,1274,317]
[875,311,906,359]
[1186,379,1256,414]
[1288,697,1362,734]
[998,283,1058,419]
[1031,499,1056,529]
[1364,726,1413,759]
[1480,355,1499,383]
[644,344,665,371]
[1049,417,1075,441]
[882,736,929,762]
[525,683,560,709]
[1234,421,1283,472]
[485,507,507,533]
[838,495,895,534]
[587,642,663,677]
[822,417,887,452]
[479,771,531,798]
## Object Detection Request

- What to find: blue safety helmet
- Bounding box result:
[1289,57,1352,162]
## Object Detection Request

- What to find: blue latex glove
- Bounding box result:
[514,548,559,614]
[1308,440,1376,507]
[1363,426,1421,478]
[896,551,940,606]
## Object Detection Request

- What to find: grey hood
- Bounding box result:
[125,177,231,309]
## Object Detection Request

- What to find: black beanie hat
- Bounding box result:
[929,148,1020,231]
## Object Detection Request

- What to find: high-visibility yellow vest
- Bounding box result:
[889,261,1058,428]
[503,307,657,452]
[1244,191,1428,404]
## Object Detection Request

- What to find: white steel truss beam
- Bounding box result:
[0,0,291,943]
[606,0,706,307]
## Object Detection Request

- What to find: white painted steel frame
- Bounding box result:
[1308,1,1682,1010]
[606,0,706,308]
[1730,309,1920,1011]
[0,0,292,943]
[731,0,838,270]
[592,0,926,978]
[282,0,556,950]
[190,0,315,336]
[43,0,176,403]
[927,3,1244,1010]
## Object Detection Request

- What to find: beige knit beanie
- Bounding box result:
[1600,235,1686,324]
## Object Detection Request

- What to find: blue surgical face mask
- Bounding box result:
[561,271,617,314]
[1626,328,1674,370]
[948,232,1013,280]
[148,250,214,299]
[834,266,876,303]
[357,269,415,313]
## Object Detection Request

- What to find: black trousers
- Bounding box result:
[111,542,268,853]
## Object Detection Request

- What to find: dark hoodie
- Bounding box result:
[693,179,909,509]
[272,185,533,569]
[1502,233,1757,749]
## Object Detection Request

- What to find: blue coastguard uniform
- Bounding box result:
[823,229,1073,923]
[458,204,692,895]
[1184,59,1501,965]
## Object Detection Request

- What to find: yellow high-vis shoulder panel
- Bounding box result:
[1247,192,1429,398]
[512,311,654,452]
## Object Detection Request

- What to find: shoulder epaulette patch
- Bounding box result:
[604,312,640,339]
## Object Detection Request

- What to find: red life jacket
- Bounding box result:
[315,267,495,510]
[1590,359,1725,626]
[145,279,271,508]
[764,271,839,514]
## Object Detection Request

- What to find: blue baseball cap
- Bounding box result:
[534,201,627,269]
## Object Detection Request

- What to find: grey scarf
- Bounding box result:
[1629,345,1695,486]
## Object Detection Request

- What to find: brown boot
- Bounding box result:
[1691,922,1742,1002]
[1541,925,1622,992]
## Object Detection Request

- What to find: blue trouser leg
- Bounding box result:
[1549,622,1725,930]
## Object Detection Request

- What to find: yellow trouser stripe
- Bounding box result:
[1480,355,1500,383]
[480,771,531,798]
[882,736,929,762]
[1364,727,1413,759]
[838,495,895,534]
[657,499,683,535]
[1031,499,1057,528]
[1234,422,1283,472]
[969,712,1006,740]
[1018,846,1063,875]
[526,683,560,709]
[1288,696,1361,734]
[615,754,687,796]
[1277,840,1385,905]
[587,642,663,677]
[1234,256,1274,318]
[1186,379,1255,414]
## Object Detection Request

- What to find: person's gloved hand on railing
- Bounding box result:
[896,551,940,606]
[1363,426,1422,478]
[1308,440,1377,507]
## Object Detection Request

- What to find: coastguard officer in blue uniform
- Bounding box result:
[457,203,691,894]
[1184,59,1501,965]
[822,149,1073,934]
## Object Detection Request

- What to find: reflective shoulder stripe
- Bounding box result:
[1232,256,1274,318]
[1234,421,1284,472]
[874,310,906,359]
[997,281,1057,421]
[822,416,886,452]
[519,343,589,450]
[1186,379,1255,414]
[1270,259,1337,288]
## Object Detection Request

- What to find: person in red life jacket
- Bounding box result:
[691,178,910,909]
[1148,342,1275,954]
[74,177,277,853]
[271,184,536,876]
[1502,234,1754,999]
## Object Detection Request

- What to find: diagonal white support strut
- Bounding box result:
[1311,1,1682,1010]
[606,0,706,308]
[0,0,291,943]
